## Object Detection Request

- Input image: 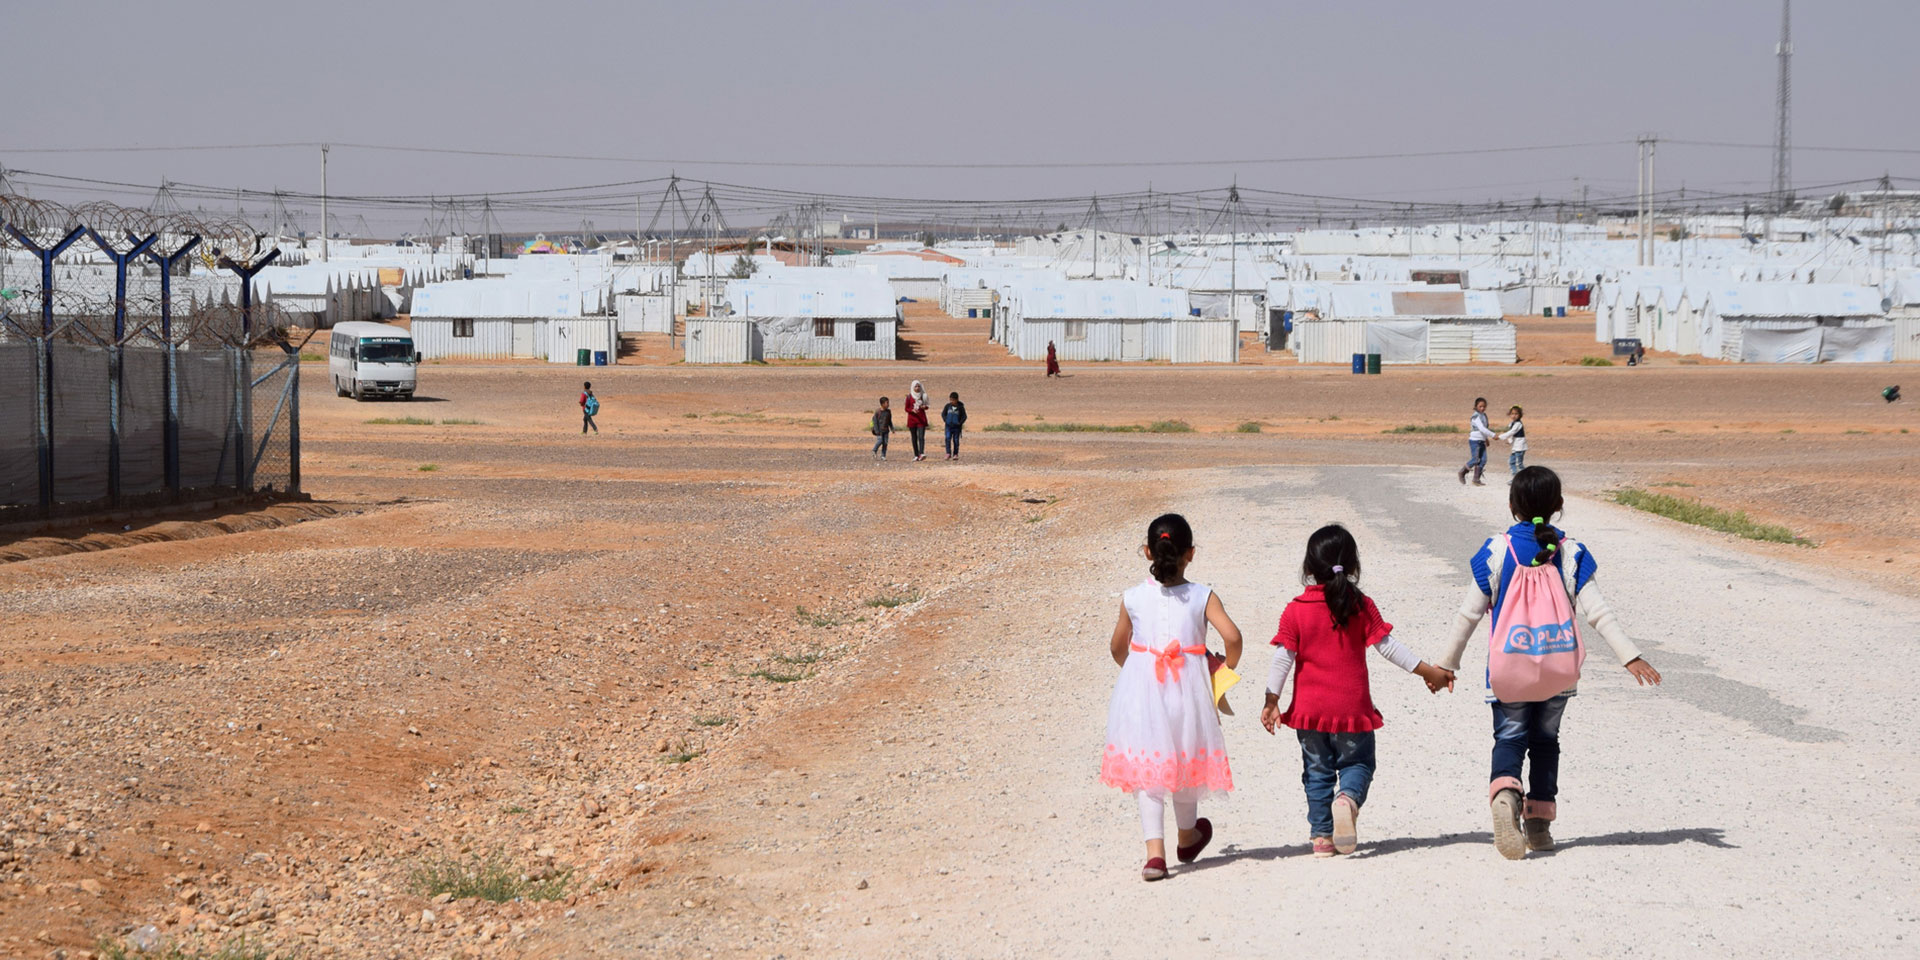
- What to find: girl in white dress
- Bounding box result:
[1100,513,1243,881]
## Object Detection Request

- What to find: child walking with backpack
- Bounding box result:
[870,397,894,461]
[580,382,599,434]
[1100,514,1243,881]
[1436,465,1662,859]
[1261,524,1456,857]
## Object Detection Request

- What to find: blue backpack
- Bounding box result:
[584,395,600,416]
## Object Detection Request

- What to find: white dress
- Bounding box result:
[1099,580,1233,800]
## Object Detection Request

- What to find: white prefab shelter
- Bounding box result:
[995,280,1232,363]
[615,293,675,333]
[1290,285,1514,364]
[409,278,611,361]
[683,318,754,364]
[1696,285,1890,362]
[704,270,900,362]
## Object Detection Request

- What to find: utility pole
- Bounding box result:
[1772,0,1794,215]
[1229,181,1240,333]
[320,144,330,263]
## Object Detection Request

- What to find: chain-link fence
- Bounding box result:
[1,197,301,520]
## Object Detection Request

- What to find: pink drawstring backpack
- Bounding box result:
[1487,534,1586,702]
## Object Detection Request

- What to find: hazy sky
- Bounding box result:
[5,1,1917,218]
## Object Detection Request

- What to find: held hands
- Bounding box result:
[1624,657,1663,686]
[1414,662,1456,694]
[1259,694,1282,735]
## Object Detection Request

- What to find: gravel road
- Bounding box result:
[683,464,1920,960]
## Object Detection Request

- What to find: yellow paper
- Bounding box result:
[1211,664,1241,716]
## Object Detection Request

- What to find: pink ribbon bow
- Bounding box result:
[1131,641,1207,684]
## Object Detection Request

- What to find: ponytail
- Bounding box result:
[1509,465,1566,566]
[1146,514,1193,585]
[1303,523,1364,629]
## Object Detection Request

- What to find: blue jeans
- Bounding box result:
[1491,695,1568,803]
[872,433,888,456]
[944,428,961,457]
[1464,440,1487,478]
[1508,450,1525,475]
[1298,730,1376,837]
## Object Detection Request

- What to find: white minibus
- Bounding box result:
[329,321,419,400]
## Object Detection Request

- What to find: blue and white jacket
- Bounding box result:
[1439,522,1644,701]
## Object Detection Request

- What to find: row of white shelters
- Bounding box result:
[409,278,616,363]
[991,280,1234,363]
[1696,285,1889,363]
[684,269,900,363]
[939,267,1061,318]
[1278,283,1515,364]
[1594,274,1897,362]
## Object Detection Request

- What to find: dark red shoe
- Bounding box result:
[1141,857,1168,881]
[1176,818,1214,863]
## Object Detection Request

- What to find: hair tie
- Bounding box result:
[1158,532,1171,540]
[1531,517,1545,525]
[1545,544,1557,553]
[1331,565,1344,575]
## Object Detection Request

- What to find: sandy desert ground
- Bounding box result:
[2,310,1917,959]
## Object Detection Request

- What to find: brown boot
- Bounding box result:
[1524,819,1555,851]
[1523,798,1556,851]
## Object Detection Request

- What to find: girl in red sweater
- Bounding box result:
[1260,524,1454,857]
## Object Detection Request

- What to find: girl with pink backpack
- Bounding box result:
[1437,466,1662,859]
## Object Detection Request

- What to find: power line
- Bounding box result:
[0,139,1629,170]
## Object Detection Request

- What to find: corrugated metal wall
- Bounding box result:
[1016,318,1172,362]
[548,318,619,363]
[1469,321,1518,363]
[1894,316,1920,362]
[413,317,521,359]
[1427,324,1473,364]
[684,318,753,364]
[1170,319,1238,363]
[748,316,897,360]
[1293,320,1369,364]
[888,279,942,301]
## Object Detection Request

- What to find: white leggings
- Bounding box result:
[1138,791,1200,841]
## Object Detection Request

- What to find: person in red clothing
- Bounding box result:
[1045,341,1061,378]
[1260,524,1454,857]
[903,380,931,461]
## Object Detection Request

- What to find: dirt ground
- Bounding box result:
[2,314,1916,958]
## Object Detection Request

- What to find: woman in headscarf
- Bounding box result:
[1046,341,1061,378]
[904,380,931,462]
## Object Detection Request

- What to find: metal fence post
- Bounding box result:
[146,236,199,495]
[287,344,301,494]
[220,248,279,494]
[6,224,85,513]
[86,230,157,506]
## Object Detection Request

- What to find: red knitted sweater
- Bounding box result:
[1270,586,1392,733]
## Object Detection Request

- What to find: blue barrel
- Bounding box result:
[1556,306,1567,318]
[967,308,977,318]
[593,351,608,366]
[1351,353,1366,374]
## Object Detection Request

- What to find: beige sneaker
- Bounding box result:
[1524,818,1555,851]
[1491,788,1526,860]
[1331,794,1359,855]
[1310,836,1337,858]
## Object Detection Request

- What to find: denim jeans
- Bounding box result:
[1464,440,1488,477]
[1508,450,1525,475]
[872,433,888,457]
[909,426,926,458]
[944,428,961,457]
[1298,730,1376,837]
[1491,695,1568,803]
